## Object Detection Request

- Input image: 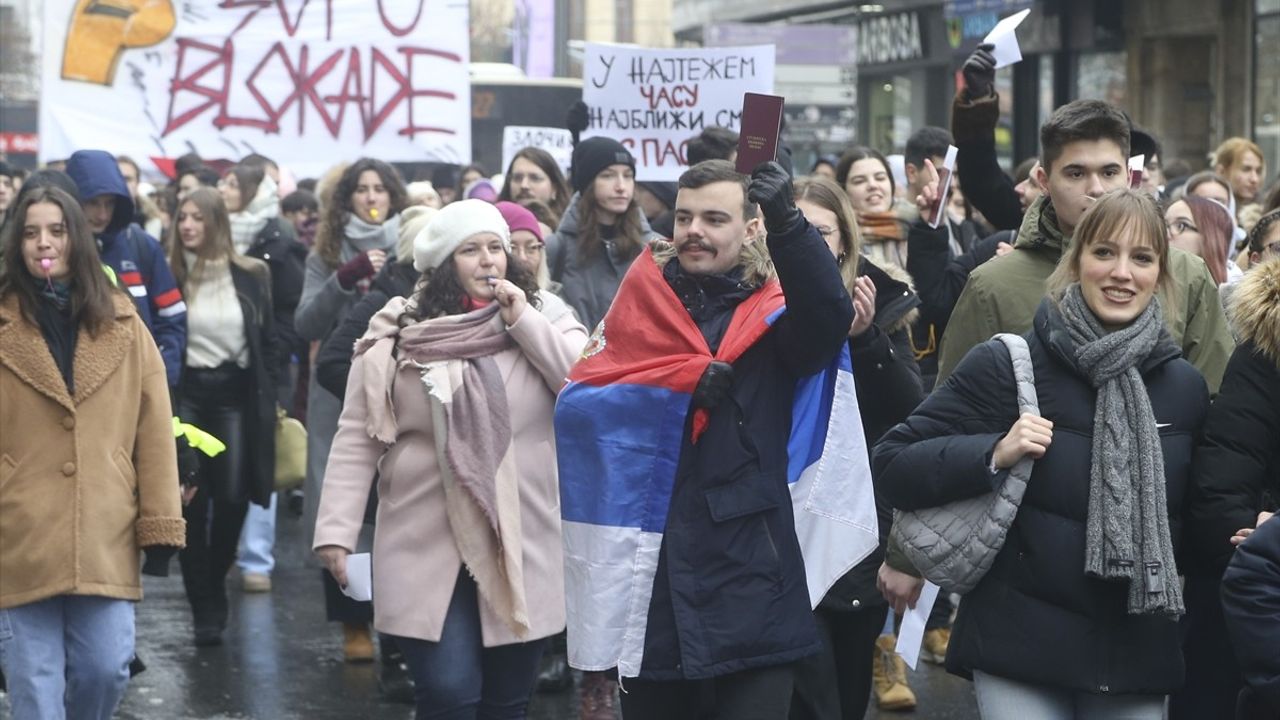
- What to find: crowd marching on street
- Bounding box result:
[3,28,1280,720]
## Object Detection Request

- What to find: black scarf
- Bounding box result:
[662,261,753,353]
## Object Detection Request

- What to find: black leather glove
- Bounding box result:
[747,161,803,236]
[962,43,997,101]
[176,436,200,486]
[692,361,734,410]
[566,101,590,142]
[142,545,178,577]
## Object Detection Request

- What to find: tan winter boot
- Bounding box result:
[872,634,918,711]
[342,622,375,663]
[922,627,951,665]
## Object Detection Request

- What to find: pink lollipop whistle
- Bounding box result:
[40,258,52,273]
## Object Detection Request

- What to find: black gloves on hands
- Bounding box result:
[962,43,997,101]
[176,437,200,486]
[747,161,804,237]
[142,545,177,577]
[692,361,734,410]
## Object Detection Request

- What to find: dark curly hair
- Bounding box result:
[408,253,542,321]
[315,158,408,269]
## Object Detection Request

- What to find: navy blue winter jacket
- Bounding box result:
[66,150,186,386]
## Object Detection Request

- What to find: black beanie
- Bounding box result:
[571,137,635,194]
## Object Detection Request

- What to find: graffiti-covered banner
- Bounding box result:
[40,1,471,176]
[582,43,775,182]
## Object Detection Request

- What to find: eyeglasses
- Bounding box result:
[1166,218,1199,236]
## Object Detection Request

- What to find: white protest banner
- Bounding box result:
[582,43,776,181]
[40,1,471,177]
[501,126,574,174]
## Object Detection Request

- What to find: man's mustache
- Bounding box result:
[678,239,714,254]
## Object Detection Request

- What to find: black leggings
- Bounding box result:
[178,365,252,625]
[790,607,886,720]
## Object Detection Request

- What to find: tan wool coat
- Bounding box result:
[314,293,587,646]
[0,292,186,609]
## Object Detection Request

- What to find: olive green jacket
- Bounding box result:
[935,196,1233,395]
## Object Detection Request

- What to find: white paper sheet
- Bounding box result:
[983,9,1032,69]
[895,581,942,670]
[341,553,373,602]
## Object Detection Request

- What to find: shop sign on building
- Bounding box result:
[856,12,924,66]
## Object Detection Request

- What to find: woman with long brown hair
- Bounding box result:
[545,137,662,330]
[168,187,277,646]
[294,157,408,666]
[788,176,926,720]
[0,187,185,718]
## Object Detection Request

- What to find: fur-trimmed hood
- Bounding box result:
[649,237,775,288]
[1230,257,1280,368]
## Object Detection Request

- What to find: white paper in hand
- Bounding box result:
[341,553,373,602]
[983,9,1032,69]
[895,581,942,670]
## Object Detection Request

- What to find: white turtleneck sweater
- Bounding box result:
[183,252,249,369]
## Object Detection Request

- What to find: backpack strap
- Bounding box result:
[992,333,1040,417]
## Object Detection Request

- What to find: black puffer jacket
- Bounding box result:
[820,258,923,612]
[315,261,418,398]
[1221,518,1280,717]
[874,298,1209,695]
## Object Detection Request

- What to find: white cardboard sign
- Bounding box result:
[581,43,776,181]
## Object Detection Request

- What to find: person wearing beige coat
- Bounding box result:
[314,199,587,717]
[0,186,185,720]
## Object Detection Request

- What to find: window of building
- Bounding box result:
[1076,51,1127,108]
[1256,3,1280,184]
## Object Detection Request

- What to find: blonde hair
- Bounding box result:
[1047,189,1175,302]
[1213,137,1266,178]
[793,175,863,293]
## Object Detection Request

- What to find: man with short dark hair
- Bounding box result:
[904,126,953,204]
[685,126,739,166]
[556,159,876,718]
[936,99,1231,391]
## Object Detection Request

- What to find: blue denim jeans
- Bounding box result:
[391,572,546,720]
[0,595,135,720]
[974,670,1166,720]
[237,492,278,576]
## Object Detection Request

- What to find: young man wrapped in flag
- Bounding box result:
[555,159,880,717]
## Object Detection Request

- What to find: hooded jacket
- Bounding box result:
[65,150,187,387]
[545,193,663,331]
[1185,258,1280,572]
[936,195,1234,394]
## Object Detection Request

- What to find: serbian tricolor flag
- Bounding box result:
[554,246,879,677]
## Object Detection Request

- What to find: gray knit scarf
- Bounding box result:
[1057,284,1184,616]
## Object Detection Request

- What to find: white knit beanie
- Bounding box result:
[413,199,511,272]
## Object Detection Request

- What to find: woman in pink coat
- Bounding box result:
[313,199,587,718]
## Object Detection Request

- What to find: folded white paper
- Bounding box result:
[895,580,942,670]
[984,8,1032,69]
[341,553,373,602]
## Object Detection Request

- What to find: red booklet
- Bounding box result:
[735,93,785,174]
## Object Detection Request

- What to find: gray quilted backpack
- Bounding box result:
[889,333,1039,595]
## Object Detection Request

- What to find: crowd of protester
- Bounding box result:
[0,39,1278,720]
